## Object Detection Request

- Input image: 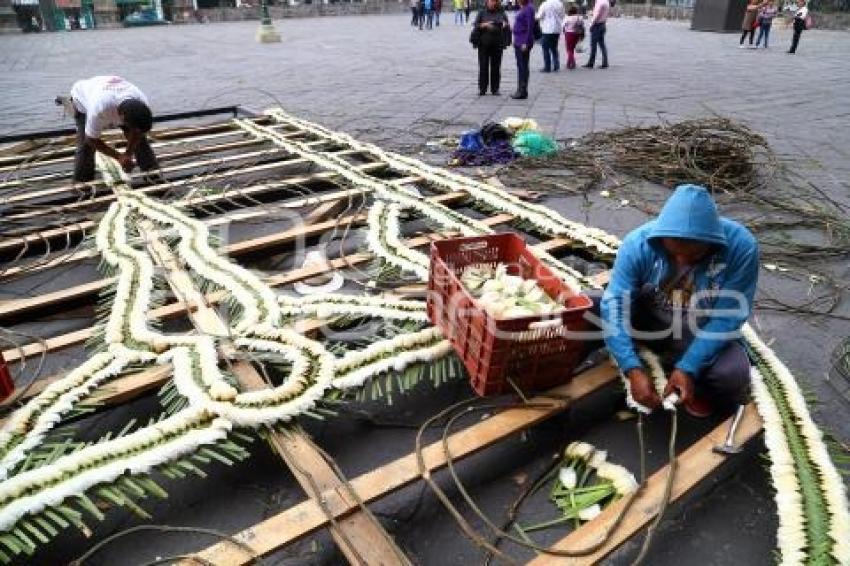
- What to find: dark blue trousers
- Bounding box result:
[586,22,608,67]
[514,45,531,95]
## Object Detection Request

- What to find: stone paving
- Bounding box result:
[1,14,849,565]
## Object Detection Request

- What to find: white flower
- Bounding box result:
[558,466,578,489]
[565,441,595,461]
[589,450,608,469]
[578,504,602,521]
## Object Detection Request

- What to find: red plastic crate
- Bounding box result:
[427,233,592,396]
[0,351,13,402]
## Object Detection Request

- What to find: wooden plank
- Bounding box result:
[140,221,409,566]
[303,197,351,225]
[187,362,619,565]
[526,403,763,565]
[238,370,413,566]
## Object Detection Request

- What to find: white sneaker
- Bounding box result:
[739,44,746,48]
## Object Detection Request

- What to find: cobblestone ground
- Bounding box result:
[1,14,849,565]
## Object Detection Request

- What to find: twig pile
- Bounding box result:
[498,117,777,195]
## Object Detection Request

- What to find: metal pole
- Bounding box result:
[255,0,280,41]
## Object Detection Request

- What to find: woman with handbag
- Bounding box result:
[563,5,584,70]
[739,0,761,48]
[471,0,511,96]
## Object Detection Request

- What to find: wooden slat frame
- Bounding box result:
[0,116,273,167]
[2,144,360,223]
[0,163,390,273]
[0,190,465,326]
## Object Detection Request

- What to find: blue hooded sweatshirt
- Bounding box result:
[600,184,759,378]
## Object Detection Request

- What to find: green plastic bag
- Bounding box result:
[512,130,559,157]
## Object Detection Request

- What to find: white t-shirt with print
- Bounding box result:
[70,76,149,139]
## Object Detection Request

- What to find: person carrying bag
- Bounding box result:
[471,0,511,96]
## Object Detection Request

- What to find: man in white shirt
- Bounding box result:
[536,0,565,72]
[583,0,609,69]
[788,0,808,53]
[58,76,159,183]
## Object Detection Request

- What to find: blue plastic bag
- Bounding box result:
[458,130,484,152]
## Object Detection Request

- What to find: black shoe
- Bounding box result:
[479,90,486,96]
[582,63,594,69]
[491,90,500,95]
[510,92,528,100]
[539,67,551,73]
[599,63,608,69]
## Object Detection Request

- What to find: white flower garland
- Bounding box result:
[618,347,672,414]
[366,200,430,280]
[744,324,850,564]
[279,293,430,323]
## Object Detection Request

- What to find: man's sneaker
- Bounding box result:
[684,395,713,418]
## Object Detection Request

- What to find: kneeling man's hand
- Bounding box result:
[119,153,134,173]
[664,369,694,404]
[626,368,661,410]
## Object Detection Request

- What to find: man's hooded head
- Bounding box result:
[648,184,726,267]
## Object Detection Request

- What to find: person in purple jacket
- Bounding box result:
[511,0,536,99]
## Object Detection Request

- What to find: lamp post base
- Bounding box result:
[256,22,280,43]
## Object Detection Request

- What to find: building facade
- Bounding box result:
[0,0,408,32]
[1,0,194,31]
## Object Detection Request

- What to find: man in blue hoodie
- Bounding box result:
[600,185,759,417]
